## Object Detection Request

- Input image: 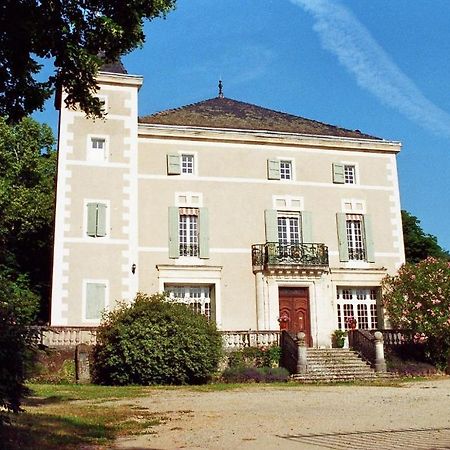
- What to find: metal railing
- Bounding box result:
[348,329,376,367]
[280,330,299,374]
[252,242,329,269]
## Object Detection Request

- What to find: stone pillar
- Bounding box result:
[75,343,91,383]
[255,272,265,330]
[297,332,308,374]
[374,331,387,372]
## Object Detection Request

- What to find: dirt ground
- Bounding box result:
[113,378,450,450]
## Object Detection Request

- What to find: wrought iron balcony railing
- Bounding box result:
[252,242,329,269]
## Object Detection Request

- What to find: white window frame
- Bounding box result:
[277,211,302,244]
[279,159,293,180]
[178,151,197,176]
[346,214,366,261]
[157,265,222,328]
[336,287,378,330]
[179,210,199,257]
[83,199,110,240]
[82,279,109,323]
[165,285,212,320]
[87,134,109,163]
[341,161,359,185]
[277,157,295,181]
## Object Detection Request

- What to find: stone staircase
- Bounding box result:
[291,348,391,383]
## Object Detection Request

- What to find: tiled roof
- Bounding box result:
[139,97,379,139]
[99,60,128,74]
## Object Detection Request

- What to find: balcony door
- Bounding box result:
[278,287,312,346]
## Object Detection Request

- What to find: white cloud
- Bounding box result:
[291,0,450,139]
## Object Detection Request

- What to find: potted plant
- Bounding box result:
[332,329,347,348]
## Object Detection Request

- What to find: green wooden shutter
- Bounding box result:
[336,213,349,262]
[267,159,280,180]
[199,207,210,259]
[167,154,181,175]
[332,163,345,184]
[363,214,375,262]
[96,203,107,237]
[301,211,313,243]
[168,207,180,258]
[86,203,97,237]
[265,209,278,242]
[86,282,106,320]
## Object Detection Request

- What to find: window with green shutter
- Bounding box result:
[332,163,345,184]
[267,159,280,180]
[167,154,181,175]
[85,282,106,320]
[86,202,108,237]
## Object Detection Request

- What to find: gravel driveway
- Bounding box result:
[114,378,450,449]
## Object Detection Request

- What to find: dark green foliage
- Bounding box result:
[221,367,289,383]
[0,274,39,421]
[1,1,176,122]
[227,345,281,369]
[0,117,56,321]
[401,210,450,263]
[93,293,223,385]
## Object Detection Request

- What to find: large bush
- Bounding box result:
[93,293,223,385]
[0,273,39,421]
[382,257,450,368]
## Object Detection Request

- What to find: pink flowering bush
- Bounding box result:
[382,257,450,368]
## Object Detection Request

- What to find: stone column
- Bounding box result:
[75,343,91,383]
[374,331,387,372]
[255,272,265,330]
[297,332,308,373]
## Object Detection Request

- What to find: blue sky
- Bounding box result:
[34,0,450,250]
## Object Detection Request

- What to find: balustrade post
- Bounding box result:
[297,332,307,373]
[374,331,386,372]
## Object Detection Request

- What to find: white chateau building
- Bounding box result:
[50,63,405,347]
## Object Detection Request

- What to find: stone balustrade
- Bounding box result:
[221,330,281,350]
[29,326,281,350]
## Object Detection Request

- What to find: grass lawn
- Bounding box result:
[0,384,167,450]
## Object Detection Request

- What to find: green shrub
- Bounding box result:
[227,345,281,369]
[222,366,289,383]
[92,293,223,385]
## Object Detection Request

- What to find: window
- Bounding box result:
[86,202,107,237]
[336,213,374,262]
[168,207,209,259]
[88,137,107,162]
[344,165,356,184]
[333,163,357,184]
[179,208,199,256]
[267,159,294,180]
[346,215,365,260]
[336,288,378,330]
[280,160,292,180]
[181,154,194,174]
[277,214,301,244]
[85,282,107,320]
[167,153,196,175]
[165,285,212,320]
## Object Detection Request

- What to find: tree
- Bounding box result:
[382,257,450,368]
[0,117,56,320]
[93,293,223,385]
[401,210,450,263]
[0,1,176,122]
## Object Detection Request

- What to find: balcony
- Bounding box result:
[252,242,329,273]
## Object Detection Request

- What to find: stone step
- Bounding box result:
[286,347,389,382]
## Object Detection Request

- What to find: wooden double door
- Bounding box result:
[278,287,312,346]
